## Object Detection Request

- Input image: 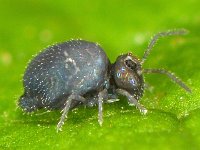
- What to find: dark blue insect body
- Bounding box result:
[20,40,109,111]
[19,29,191,131]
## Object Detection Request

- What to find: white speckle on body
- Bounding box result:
[64,51,69,57]
[63,51,80,74]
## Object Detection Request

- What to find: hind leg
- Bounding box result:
[57,94,86,132]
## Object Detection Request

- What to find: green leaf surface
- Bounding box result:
[0,0,200,149]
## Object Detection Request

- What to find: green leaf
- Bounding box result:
[0,0,200,149]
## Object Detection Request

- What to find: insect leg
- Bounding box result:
[116,89,148,115]
[57,94,86,132]
[143,68,191,93]
[98,89,108,126]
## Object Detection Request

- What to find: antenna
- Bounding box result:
[143,69,191,93]
[140,29,189,65]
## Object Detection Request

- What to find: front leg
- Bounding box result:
[116,89,148,115]
[57,94,86,132]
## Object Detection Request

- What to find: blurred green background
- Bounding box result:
[0,0,200,149]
